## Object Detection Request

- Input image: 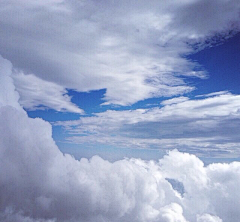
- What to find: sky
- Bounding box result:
[1,0,240,221]
[22,31,240,163]
[27,30,240,163]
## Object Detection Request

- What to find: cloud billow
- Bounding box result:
[1,104,240,222]
[0,55,240,222]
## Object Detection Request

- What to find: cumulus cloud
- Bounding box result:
[2,104,240,221]
[58,92,240,157]
[0,55,240,222]
[13,72,83,114]
[0,0,240,107]
[197,214,222,222]
[158,203,188,222]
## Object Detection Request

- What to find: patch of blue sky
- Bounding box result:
[186,32,240,96]
[27,32,240,123]
[27,108,80,121]
[67,88,108,115]
[25,32,240,162]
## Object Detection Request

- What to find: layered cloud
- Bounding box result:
[1,1,240,221]
[1,54,240,222]
[0,0,240,109]
[58,91,240,157]
[1,101,240,221]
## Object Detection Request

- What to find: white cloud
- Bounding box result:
[58,92,240,157]
[0,60,239,222]
[161,96,189,105]
[13,72,83,114]
[197,214,222,222]
[195,91,230,98]
[0,55,21,110]
[1,3,240,222]
[159,203,188,222]
[0,0,239,107]
[1,101,240,221]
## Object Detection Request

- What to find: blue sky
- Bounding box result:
[24,33,240,163]
[189,32,240,95]
[2,1,240,221]
[1,0,240,163]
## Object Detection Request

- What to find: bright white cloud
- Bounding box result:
[1,104,240,222]
[1,56,240,222]
[158,203,188,222]
[58,93,240,157]
[13,72,83,114]
[0,0,239,107]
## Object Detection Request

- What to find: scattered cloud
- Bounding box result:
[58,93,240,157]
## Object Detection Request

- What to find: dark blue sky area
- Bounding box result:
[187,32,240,96]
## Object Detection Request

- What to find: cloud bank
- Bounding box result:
[1,54,240,222]
[58,91,240,157]
[0,0,240,110]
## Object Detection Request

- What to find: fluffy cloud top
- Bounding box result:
[1,52,240,222]
[197,214,222,222]
[2,104,240,222]
[0,0,240,109]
